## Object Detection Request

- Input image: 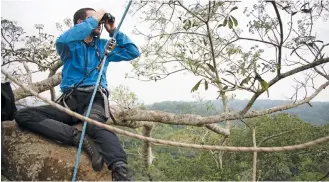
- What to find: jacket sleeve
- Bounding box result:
[55,17,98,60]
[106,30,140,62]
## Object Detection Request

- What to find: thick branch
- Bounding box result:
[8,65,329,126]
[48,60,62,101]
[117,80,328,125]
[205,124,230,136]
[3,69,329,153]
[142,125,154,168]
[13,72,62,101]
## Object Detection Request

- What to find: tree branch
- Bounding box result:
[1,59,51,69]
[12,71,327,126]
[48,60,62,101]
[258,128,298,147]
[177,1,206,22]
[240,57,329,114]
[270,1,283,76]
[205,124,230,136]
[142,124,154,179]
[237,37,278,47]
[13,72,62,101]
[117,80,329,125]
[252,128,257,182]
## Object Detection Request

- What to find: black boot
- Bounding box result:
[72,130,104,171]
[111,161,133,181]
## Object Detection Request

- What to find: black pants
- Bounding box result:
[15,90,127,168]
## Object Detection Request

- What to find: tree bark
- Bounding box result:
[252,128,257,181]
[13,72,62,101]
[48,60,62,101]
[1,121,111,181]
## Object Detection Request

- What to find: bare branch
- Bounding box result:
[252,128,257,182]
[269,1,284,76]
[142,124,154,178]
[118,80,329,125]
[22,62,32,84]
[241,57,329,114]
[237,37,278,47]
[177,1,206,22]
[258,128,298,147]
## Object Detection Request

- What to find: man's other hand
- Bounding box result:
[104,19,116,35]
[92,9,107,22]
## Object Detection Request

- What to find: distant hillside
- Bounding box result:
[148,100,329,125]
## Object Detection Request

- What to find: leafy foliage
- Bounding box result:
[122,113,329,181]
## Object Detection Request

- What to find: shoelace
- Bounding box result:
[84,140,94,155]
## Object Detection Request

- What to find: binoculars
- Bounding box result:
[101,13,115,24]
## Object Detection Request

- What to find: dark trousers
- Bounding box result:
[15,90,127,168]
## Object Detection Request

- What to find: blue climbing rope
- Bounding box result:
[72,0,133,181]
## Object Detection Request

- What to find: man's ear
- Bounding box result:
[77,19,83,24]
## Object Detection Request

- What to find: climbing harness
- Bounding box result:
[71,1,133,181]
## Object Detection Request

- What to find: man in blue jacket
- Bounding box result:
[15,8,139,181]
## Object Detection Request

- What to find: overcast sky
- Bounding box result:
[1,0,329,104]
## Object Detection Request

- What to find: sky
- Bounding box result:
[1,0,329,104]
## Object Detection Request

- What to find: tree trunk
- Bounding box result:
[252,128,257,181]
[1,121,111,181]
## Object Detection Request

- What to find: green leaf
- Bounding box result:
[230,6,238,13]
[256,73,270,97]
[204,80,208,90]
[241,67,246,76]
[215,79,222,85]
[223,18,228,26]
[228,17,233,29]
[240,76,251,86]
[231,16,238,27]
[260,80,270,97]
[191,79,202,92]
[206,63,216,73]
[183,19,192,30]
[226,70,236,77]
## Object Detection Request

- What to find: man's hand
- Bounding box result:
[92,9,107,22]
[104,19,116,35]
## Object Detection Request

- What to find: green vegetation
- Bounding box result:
[120,113,329,181]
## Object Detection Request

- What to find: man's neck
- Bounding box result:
[84,36,94,44]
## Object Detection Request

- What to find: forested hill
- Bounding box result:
[147,100,329,125]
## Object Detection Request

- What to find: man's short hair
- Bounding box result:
[73,8,95,25]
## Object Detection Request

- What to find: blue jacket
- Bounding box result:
[56,17,140,92]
